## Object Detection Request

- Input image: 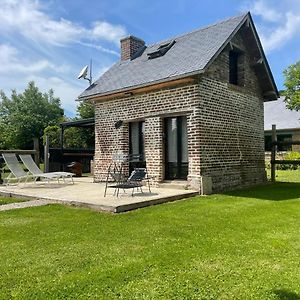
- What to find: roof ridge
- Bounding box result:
[146,12,249,48]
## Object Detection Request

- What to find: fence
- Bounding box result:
[0,138,39,184]
[270,124,300,182]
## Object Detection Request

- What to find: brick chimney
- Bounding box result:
[120,35,145,61]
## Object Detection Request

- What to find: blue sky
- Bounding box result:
[1,0,300,116]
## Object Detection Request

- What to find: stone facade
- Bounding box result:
[120,36,145,61]
[93,29,267,193]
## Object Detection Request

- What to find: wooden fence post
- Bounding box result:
[33,138,40,165]
[271,124,277,182]
[44,135,50,173]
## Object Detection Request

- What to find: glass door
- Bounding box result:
[129,121,145,172]
[165,116,188,180]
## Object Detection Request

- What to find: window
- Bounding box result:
[147,40,176,59]
[229,51,239,85]
[129,121,145,171]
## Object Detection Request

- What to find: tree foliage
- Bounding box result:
[0,82,64,149]
[43,100,95,149]
[283,61,300,111]
[77,101,94,119]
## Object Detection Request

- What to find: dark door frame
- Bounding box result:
[164,116,188,180]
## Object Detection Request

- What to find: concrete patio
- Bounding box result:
[0,177,199,213]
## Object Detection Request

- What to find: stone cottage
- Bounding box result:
[78,12,278,193]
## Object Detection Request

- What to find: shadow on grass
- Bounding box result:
[222,182,300,201]
[273,289,300,300]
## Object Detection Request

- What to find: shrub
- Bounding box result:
[277,151,300,170]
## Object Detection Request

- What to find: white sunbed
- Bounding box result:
[19,154,74,184]
[2,153,60,185]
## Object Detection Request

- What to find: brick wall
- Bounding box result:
[94,83,202,186]
[120,36,145,61]
[198,30,266,191]
[93,29,267,192]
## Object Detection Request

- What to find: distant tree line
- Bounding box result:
[0,81,94,151]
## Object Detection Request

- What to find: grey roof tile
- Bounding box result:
[79,13,248,99]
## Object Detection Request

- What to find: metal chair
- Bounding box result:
[115,168,151,197]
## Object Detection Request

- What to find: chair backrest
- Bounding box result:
[19,154,43,175]
[2,153,28,178]
[128,168,147,181]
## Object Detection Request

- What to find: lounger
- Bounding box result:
[19,154,74,184]
[2,153,59,185]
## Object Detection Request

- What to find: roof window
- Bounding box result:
[147,40,176,59]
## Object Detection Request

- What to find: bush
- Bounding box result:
[277,151,300,170]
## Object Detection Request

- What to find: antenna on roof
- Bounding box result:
[78,59,92,85]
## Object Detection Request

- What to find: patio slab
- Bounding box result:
[0,177,199,213]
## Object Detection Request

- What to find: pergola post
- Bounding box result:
[60,126,64,171]
[33,138,40,165]
[44,135,50,173]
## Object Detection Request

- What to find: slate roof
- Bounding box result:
[79,12,277,99]
[264,97,300,131]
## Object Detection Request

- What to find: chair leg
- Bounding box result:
[147,179,151,193]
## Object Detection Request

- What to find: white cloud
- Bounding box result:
[77,42,119,56]
[0,43,69,74]
[250,0,282,22]
[0,0,123,116]
[92,21,126,45]
[0,0,126,48]
[246,0,300,52]
[260,12,300,52]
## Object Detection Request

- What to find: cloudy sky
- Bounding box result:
[1,0,299,116]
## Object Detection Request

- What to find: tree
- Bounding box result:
[76,101,94,119]
[42,100,95,149]
[283,61,300,111]
[0,81,64,149]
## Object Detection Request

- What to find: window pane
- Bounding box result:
[181,117,188,162]
[167,118,178,163]
[130,122,139,155]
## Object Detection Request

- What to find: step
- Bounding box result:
[158,180,189,190]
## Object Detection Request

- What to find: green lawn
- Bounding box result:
[0,171,300,299]
[0,197,27,205]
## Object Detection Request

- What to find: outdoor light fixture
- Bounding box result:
[114,120,123,129]
[124,91,133,96]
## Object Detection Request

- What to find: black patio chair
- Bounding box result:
[115,168,151,197]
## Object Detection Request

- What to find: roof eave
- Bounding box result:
[78,69,204,101]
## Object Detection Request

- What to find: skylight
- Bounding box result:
[147,40,176,59]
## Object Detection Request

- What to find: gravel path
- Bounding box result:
[0,199,57,212]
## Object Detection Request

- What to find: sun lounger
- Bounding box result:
[19,154,74,184]
[2,153,59,185]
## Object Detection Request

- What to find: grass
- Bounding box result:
[0,171,300,299]
[267,168,300,183]
[0,197,27,206]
